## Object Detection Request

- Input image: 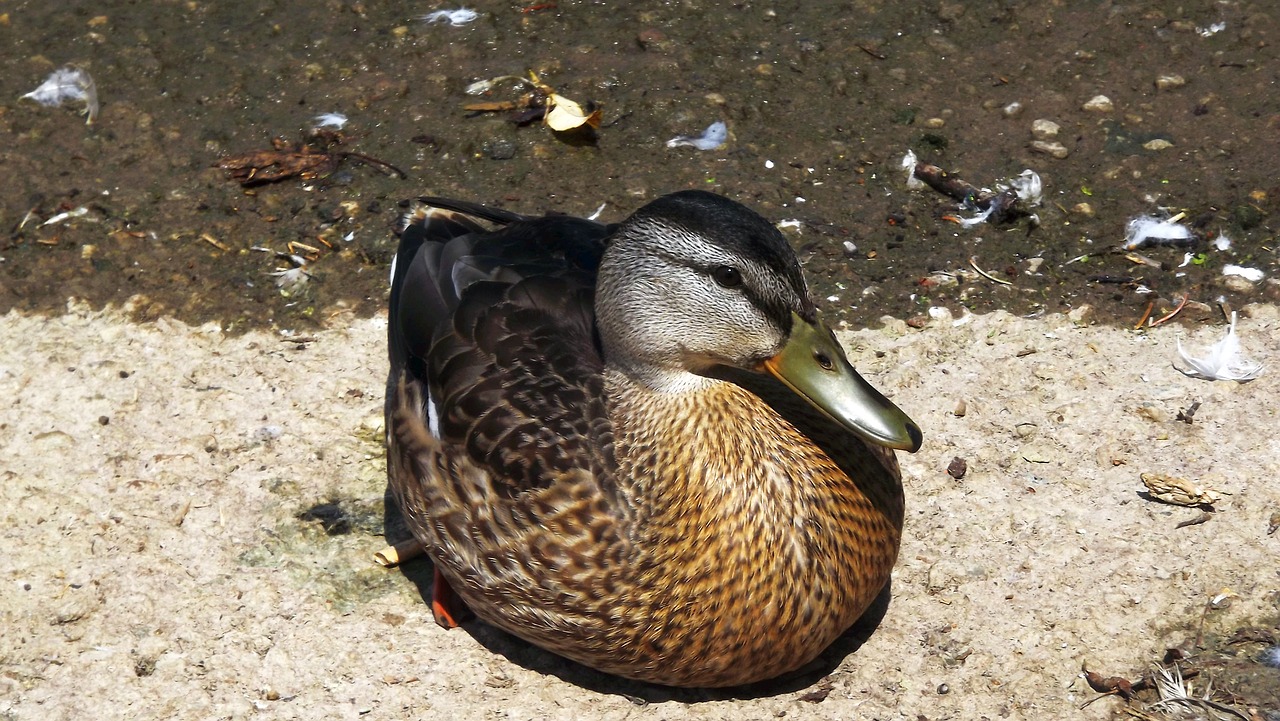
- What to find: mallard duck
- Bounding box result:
[385,190,921,688]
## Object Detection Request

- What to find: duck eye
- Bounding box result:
[711,265,743,289]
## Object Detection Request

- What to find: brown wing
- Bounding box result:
[386,199,637,639]
[388,199,615,486]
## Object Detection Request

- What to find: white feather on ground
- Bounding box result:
[1175,311,1264,382]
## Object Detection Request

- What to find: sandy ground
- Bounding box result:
[2,299,1278,720]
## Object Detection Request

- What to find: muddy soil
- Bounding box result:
[2,1,1278,330]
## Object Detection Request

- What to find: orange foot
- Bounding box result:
[431,567,473,628]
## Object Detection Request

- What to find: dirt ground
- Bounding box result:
[2,299,1278,720]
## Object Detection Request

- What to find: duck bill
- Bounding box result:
[761,313,922,452]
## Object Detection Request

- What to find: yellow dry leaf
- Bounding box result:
[544,93,600,131]
[1140,472,1222,506]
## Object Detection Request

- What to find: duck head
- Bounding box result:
[594,190,921,452]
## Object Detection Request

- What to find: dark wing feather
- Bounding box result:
[388,199,614,494]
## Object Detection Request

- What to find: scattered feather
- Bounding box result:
[776,219,803,232]
[1147,663,1251,721]
[1197,21,1226,37]
[464,75,531,95]
[1123,214,1194,250]
[271,266,313,296]
[1175,311,1264,382]
[956,205,996,228]
[666,121,727,150]
[586,202,607,221]
[998,169,1043,206]
[42,207,91,226]
[21,66,99,124]
[313,112,348,129]
[1222,264,1264,282]
[422,8,478,26]
[901,150,924,189]
[1213,231,1232,251]
[1261,646,1280,669]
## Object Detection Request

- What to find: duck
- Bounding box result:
[384,190,921,688]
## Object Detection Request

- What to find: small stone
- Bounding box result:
[947,457,968,480]
[1071,202,1095,217]
[1223,276,1257,294]
[1021,443,1052,463]
[953,399,967,417]
[1001,101,1024,118]
[1155,74,1186,91]
[482,138,516,160]
[1082,95,1114,113]
[1136,403,1170,423]
[923,117,946,129]
[1143,138,1174,151]
[937,1,965,21]
[1030,119,1060,140]
[1030,140,1069,159]
[1025,257,1045,274]
[636,28,672,52]
[1067,304,1095,325]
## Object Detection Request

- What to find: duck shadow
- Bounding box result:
[383,486,893,703]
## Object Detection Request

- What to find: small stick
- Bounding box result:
[374,539,426,567]
[200,233,230,251]
[1176,511,1213,529]
[969,256,1012,285]
[857,44,886,60]
[1150,294,1190,326]
[1134,300,1155,329]
[340,151,408,179]
[288,241,321,255]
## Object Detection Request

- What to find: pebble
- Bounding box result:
[1082,95,1114,113]
[1030,119,1060,140]
[1067,304,1094,325]
[923,117,946,129]
[483,138,516,160]
[250,425,283,443]
[1001,101,1024,118]
[1030,140,1069,159]
[1223,276,1257,294]
[1071,202,1095,217]
[1143,138,1174,151]
[1155,74,1186,91]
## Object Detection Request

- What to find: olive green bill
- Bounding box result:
[761,313,922,452]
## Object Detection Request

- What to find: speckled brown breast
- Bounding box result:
[389,365,903,687]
